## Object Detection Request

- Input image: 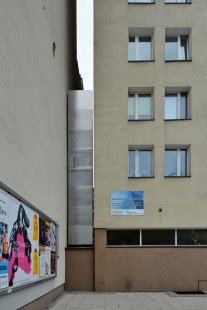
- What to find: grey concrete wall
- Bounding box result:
[0,0,76,308]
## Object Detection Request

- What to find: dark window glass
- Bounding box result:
[107,230,140,246]
[177,230,207,245]
[129,37,135,42]
[142,230,175,245]
[180,36,188,60]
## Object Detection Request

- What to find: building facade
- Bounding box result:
[0,1,82,309]
[94,0,207,291]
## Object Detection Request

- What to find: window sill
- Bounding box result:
[165,3,191,5]
[106,245,207,248]
[165,59,192,62]
[164,176,191,178]
[128,60,155,63]
[128,2,155,4]
[128,119,155,122]
[164,118,192,121]
[128,176,155,179]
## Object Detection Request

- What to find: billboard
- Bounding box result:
[0,187,57,293]
[111,191,144,215]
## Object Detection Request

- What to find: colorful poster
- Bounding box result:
[39,217,45,246]
[33,248,39,276]
[39,249,46,279]
[45,249,51,277]
[45,221,56,251]
[0,190,9,289]
[8,198,33,287]
[33,214,38,241]
[111,191,144,215]
[51,252,56,275]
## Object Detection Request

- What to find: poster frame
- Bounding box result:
[0,180,58,296]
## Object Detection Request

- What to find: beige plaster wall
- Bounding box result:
[94,0,207,228]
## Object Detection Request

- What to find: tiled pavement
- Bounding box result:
[47,292,207,310]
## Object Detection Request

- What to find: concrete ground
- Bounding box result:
[47,292,207,310]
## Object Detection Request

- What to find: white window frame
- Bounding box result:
[165,92,188,120]
[165,35,189,60]
[165,147,189,177]
[128,0,155,3]
[165,0,191,3]
[129,148,153,177]
[128,93,153,120]
[129,35,153,61]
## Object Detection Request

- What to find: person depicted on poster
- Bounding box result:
[8,204,32,286]
[0,223,8,261]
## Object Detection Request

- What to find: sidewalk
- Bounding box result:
[47,292,207,310]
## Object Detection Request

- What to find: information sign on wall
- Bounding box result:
[111,191,144,215]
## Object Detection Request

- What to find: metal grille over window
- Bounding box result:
[68,91,93,246]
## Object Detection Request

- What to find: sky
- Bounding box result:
[77,0,93,90]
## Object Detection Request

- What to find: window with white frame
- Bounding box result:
[165,92,189,120]
[128,29,153,61]
[128,93,153,120]
[129,147,153,177]
[165,147,189,177]
[128,0,154,3]
[165,0,191,3]
[165,34,189,61]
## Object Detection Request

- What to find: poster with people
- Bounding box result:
[8,197,39,287]
[0,190,9,289]
[0,186,57,293]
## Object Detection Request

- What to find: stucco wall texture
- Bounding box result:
[94,0,207,229]
[0,0,74,308]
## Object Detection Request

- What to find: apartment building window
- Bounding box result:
[165,29,191,61]
[128,93,153,120]
[165,92,189,120]
[165,0,191,3]
[165,147,189,177]
[129,147,153,177]
[129,28,154,61]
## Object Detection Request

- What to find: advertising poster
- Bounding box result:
[111,191,144,215]
[51,252,56,275]
[45,249,51,277]
[32,213,39,280]
[39,217,45,246]
[8,197,34,287]
[0,190,9,289]
[45,221,56,251]
[39,249,46,279]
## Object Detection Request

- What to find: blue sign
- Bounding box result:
[111,191,144,215]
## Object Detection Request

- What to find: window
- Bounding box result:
[128,93,153,120]
[165,0,191,3]
[107,230,140,246]
[165,147,189,177]
[165,92,188,120]
[107,229,207,247]
[165,35,189,60]
[128,0,154,3]
[142,230,175,246]
[129,147,153,177]
[128,28,154,61]
[177,230,207,246]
